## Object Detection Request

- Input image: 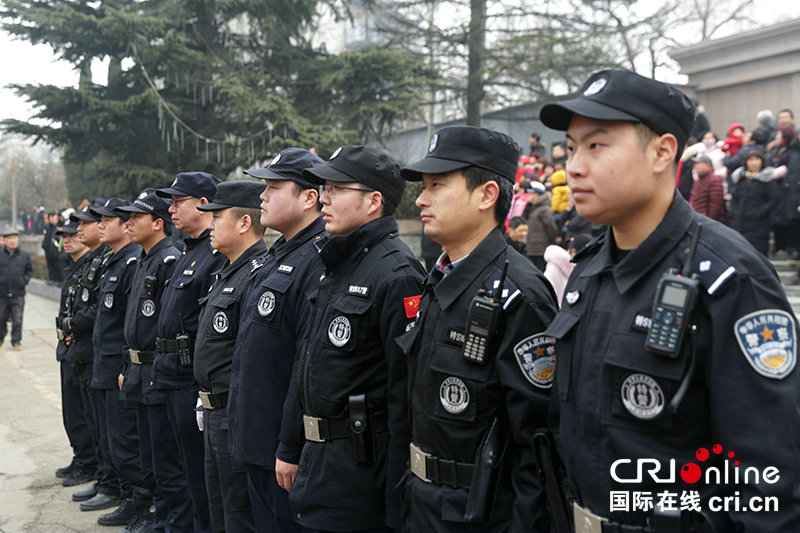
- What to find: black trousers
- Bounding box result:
[204,409,255,532]
[76,364,120,497]
[103,389,149,502]
[246,463,308,533]
[138,401,193,532]
[59,360,97,471]
[165,387,212,533]
[0,295,25,346]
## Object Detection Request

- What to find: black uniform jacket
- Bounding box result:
[228,217,326,468]
[399,228,558,532]
[64,245,109,365]
[547,193,800,531]
[194,239,267,393]
[153,229,226,390]
[92,242,141,389]
[122,237,179,404]
[57,255,86,362]
[0,246,32,296]
[290,216,425,531]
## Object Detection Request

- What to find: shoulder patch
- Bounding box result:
[126,256,137,265]
[735,309,796,380]
[513,333,556,388]
[163,255,176,264]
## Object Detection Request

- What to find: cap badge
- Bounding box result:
[171,178,179,187]
[138,192,147,199]
[429,133,438,153]
[583,77,607,97]
[270,153,281,166]
[330,147,343,160]
[105,200,112,207]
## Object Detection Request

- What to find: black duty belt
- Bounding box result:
[302,410,388,443]
[155,337,178,352]
[409,442,474,489]
[199,390,228,410]
[129,349,156,365]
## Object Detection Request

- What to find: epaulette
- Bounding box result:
[572,233,605,263]
[163,255,176,264]
[126,256,138,265]
[678,241,736,297]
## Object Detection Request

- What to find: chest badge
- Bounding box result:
[81,287,90,303]
[620,373,665,420]
[257,291,276,317]
[439,377,469,414]
[328,316,351,347]
[565,290,580,306]
[212,311,229,333]
[104,293,114,309]
[513,333,556,388]
[141,299,156,317]
[734,309,796,380]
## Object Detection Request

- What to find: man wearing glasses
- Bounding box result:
[153,172,227,533]
[290,146,425,532]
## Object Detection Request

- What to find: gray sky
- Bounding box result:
[1,1,799,125]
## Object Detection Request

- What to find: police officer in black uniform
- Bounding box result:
[154,172,225,533]
[63,205,120,511]
[116,190,192,533]
[292,146,425,532]
[539,69,800,531]
[192,180,266,532]
[228,147,325,532]
[55,219,98,488]
[397,126,558,532]
[87,198,150,527]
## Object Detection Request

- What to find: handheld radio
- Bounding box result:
[462,261,508,365]
[645,225,702,358]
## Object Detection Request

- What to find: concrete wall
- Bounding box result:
[671,18,800,134]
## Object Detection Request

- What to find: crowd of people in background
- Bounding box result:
[504,105,800,299]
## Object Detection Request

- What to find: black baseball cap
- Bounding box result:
[197,180,265,211]
[70,204,101,223]
[539,69,695,156]
[89,198,132,221]
[401,126,520,182]
[156,171,221,200]
[303,145,405,207]
[244,148,325,189]
[56,219,78,235]
[115,189,172,223]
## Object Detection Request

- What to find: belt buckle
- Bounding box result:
[572,501,608,533]
[409,442,431,483]
[129,349,141,365]
[198,391,213,410]
[57,328,64,341]
[303,415,324,442]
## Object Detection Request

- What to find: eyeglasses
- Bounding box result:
[318,184,374,198]
[169,197,194,208]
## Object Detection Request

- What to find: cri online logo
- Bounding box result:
[610,444,780,485]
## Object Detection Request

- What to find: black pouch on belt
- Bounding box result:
[464,416,510,523]
[349,394,374,465]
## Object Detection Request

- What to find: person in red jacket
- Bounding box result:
[689,155,726,222]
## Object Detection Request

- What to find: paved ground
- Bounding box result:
[0,292,105,533]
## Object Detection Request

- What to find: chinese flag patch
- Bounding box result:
[403,295,421,319]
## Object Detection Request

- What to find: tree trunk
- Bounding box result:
[466,0,486,126]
